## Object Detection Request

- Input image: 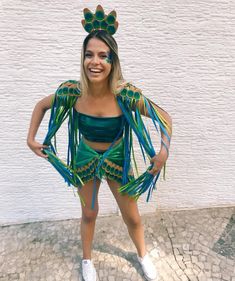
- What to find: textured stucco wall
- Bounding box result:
[0,0,234,226]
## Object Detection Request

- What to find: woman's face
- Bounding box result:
[84,37,112,85]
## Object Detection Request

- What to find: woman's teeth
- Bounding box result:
[90,69,102,73]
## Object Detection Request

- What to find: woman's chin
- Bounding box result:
[88,77,108,84]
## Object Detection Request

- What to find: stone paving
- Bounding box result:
[0,206,235,281]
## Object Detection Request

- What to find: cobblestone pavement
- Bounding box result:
[0,207,235,281]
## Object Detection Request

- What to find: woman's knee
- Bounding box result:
[82,207,98,223]
[123,213,142,228]
[107,179,142,228]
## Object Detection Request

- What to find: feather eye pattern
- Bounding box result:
[116,82,171,201]
[81,5,119,35]
[43,80,83,190]
[42,80,171,204]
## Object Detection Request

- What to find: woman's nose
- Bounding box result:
[91,55,100,64]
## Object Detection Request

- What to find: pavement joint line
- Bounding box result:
[161,217,191,281]
[0,206,235,280]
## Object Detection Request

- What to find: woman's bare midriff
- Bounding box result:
[82,136,123,151]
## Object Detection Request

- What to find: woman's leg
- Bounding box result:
[106,179,146,258]
[77,178,101,259]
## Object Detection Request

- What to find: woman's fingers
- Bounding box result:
[37,151,48,158]
[38,145,49,158]
[37,144,48,150]
[28,140,49,158]
[148,167,160,176]
[40,145,49,158]
[147,163,160,175]
[41,144,49,148]
[34,147,48,158]
[148,155,163,175]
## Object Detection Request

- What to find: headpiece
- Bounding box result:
[81,5,119,35]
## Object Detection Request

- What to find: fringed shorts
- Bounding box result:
[74,138,134,186]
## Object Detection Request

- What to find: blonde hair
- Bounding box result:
[79,30,124,95]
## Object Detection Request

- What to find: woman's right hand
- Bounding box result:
[27,139,49,158]
[27,94,54,159]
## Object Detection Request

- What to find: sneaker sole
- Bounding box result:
[143,274,159,281]
[143,271,159,281]
[81,271,97,281]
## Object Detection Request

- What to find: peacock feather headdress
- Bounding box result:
[81,5,119,35]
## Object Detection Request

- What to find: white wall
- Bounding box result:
[0,0,234,226]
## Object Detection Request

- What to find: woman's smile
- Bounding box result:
[84,38,112,83]
[89,68,103,74]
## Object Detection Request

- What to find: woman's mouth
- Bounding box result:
[89,68,103,74]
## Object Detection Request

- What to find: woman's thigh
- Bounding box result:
[77,178,101,215]
[106,179,141,225]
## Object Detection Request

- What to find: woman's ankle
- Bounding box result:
[137,250,147,259]
[83,254,92,260]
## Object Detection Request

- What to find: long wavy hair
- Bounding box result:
[79,30,124,95]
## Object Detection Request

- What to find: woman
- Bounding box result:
[27,5,172,281]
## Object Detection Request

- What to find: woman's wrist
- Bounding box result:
[27,137,35,145]
[159,146,169,160]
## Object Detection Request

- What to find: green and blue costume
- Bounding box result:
[42,80,171,208]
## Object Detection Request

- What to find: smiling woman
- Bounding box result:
[27,5,172,281]
[80,29,123,98]
[83,38,112,84]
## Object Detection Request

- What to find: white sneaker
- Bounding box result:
[82,259,97,281]
[137,254,159,281]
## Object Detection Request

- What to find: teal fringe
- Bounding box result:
[43,148,83,187]
[118,165,160,201]
[42,80,169,204]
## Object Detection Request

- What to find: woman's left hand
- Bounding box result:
[148,150,168,176]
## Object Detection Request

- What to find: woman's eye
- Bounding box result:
[84,53,108,59]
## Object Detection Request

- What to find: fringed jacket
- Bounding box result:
[42,80,171,203]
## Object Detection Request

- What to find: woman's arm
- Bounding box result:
[27,94,54,158]
[136,97,172,156]
[134,95,172,176]
[116,83,173,199]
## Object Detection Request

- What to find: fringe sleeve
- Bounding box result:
[42,80,83,188]
[116,82,171,202]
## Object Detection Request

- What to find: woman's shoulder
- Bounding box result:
[56,80,81,97]
[115,80,142,101]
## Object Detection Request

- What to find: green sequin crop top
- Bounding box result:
[76,111,125,142]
